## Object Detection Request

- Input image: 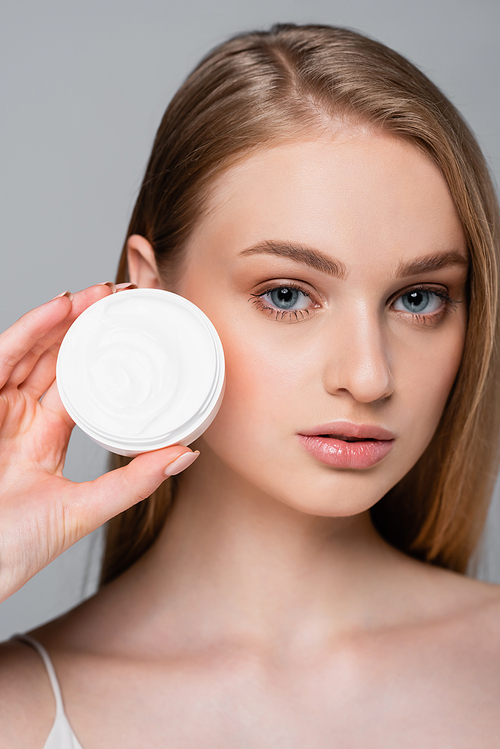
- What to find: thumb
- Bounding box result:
[67,446,199,537]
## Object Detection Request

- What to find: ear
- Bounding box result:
[126,234,162,289]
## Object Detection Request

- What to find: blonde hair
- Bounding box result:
[100,23,500,586]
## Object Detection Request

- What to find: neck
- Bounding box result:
[116,443,403,653]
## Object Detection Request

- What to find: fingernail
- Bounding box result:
[115,282,138,292]
[52,291,73,301]
[97,282,116,292]
[165,451,200,476]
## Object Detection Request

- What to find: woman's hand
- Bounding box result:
[0,284,198,602]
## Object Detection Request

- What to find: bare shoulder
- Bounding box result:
[426,573,500,713]
[430,564,500,626]
[0,638,55,749]
[447,574,500,653]
[399,555,500,664]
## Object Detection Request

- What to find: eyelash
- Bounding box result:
[249,283,316,323]
[249,283,460,324]
[397,286,459,325]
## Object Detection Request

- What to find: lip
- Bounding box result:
[299,421,395,441]
[297,421,395,469]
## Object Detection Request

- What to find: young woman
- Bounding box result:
[1,23,500,748]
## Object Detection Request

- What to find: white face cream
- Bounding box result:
[56,289,225,456]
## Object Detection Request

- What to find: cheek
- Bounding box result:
[203,318,306,451]
[396,319,467,457]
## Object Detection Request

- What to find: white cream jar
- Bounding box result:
[56,289,225,456]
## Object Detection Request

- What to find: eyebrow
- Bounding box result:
[239,240,347,279]
[238,240,468,280]
[395,250,469,278]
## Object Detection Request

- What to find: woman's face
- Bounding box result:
[175,130,468,516]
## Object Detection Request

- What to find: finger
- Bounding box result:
[40,284,114,349]
[7,284,114,389]
[64,447,200,538]
[115,283,138,292]
[19,343,59,400]
[36,283,137,365]
[63,282,137,315]
[40,377,75,428]
[0,295,73,389]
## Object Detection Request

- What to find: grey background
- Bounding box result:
[1,0,500,640]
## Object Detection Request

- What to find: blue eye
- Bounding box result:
[250,283,315,322]
[267,287,306,310]
[394,289,443,315]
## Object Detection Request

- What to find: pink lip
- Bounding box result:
[297,421,395,469]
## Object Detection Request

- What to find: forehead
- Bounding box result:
[186,131,466,267]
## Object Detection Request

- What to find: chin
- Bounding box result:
[273,471,398,519]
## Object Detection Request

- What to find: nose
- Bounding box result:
[322,306,394,403]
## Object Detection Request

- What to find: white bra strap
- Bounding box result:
[15,634,64,715]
